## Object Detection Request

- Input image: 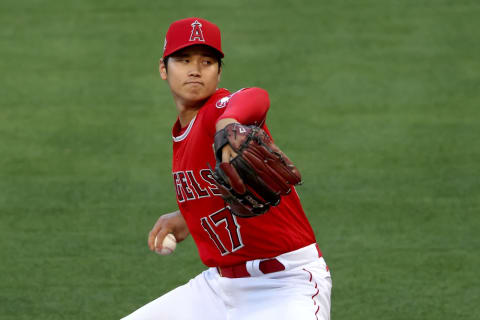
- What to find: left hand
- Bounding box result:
[210,122,302,217]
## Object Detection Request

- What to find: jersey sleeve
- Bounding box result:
[218,87,270,126]
[202,87,271,137]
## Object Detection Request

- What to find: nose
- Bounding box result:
[188,60,201,77]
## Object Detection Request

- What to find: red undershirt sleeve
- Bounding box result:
[217,87,270,126]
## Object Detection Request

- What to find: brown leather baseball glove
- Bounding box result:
[210,123,302,218]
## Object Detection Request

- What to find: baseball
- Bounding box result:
[155,233,177,255]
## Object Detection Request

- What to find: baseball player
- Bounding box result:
[122,17,332,320]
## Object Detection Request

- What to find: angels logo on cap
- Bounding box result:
[163,17,224,59]
[189,20,205,42]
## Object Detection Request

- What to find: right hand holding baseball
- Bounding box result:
[148,210,189,253]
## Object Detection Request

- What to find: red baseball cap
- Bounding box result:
[163,18,224,59]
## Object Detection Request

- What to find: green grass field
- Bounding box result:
[1,0,479,319]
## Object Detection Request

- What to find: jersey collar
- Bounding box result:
[172,115,197,142]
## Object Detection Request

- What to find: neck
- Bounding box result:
[178,108,199,128]
[175,98,208,128]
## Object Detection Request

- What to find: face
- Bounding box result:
[159,45,221,108]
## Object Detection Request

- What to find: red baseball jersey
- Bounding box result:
[171,88,316,267]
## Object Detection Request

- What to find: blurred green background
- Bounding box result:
[1,0,479,319]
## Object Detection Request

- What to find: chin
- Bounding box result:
[183,92,208,104]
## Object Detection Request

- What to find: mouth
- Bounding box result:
[184,81,204,86]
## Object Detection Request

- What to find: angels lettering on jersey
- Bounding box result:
[173,169,221,202]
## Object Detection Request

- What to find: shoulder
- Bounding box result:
[201,88,230,110]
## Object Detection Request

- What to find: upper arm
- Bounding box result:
[218,87,270,126]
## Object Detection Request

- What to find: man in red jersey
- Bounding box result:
[122,17,331,320]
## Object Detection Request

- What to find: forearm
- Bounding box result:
[216,118,239,131]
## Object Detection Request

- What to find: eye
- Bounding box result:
[202,59,214,65]
[174,57,189,63]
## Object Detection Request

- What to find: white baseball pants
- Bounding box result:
[122,243,332,320]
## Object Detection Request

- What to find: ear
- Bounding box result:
[159,58,167,80]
